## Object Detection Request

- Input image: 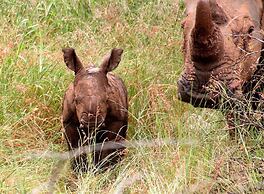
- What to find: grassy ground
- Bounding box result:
[0,0,263,193]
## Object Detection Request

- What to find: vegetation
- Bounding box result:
[0,0,263,193]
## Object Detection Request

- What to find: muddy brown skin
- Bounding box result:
[62,48,128,173]
[178,0,264,108]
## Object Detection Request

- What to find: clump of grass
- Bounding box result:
[0,0,263,193]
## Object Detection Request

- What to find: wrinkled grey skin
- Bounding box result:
[178,0,264,108]
[62,48,128,173]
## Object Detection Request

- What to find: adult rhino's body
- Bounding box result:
[178,0,264,109]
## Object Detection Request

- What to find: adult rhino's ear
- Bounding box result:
[100,48,123,73]
[62,48,84,74]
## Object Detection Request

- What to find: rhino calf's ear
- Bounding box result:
[100,48,123,73]
[62,48,84,74]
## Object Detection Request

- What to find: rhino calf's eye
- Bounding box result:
[74,97,81,104]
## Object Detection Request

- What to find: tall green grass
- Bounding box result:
[0,0,263,193]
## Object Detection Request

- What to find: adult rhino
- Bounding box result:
[178,0,264,129]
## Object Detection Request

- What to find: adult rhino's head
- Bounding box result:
[178,0,263,108]
[62,48,123,129]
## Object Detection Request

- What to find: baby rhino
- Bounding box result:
[62,48,128,173]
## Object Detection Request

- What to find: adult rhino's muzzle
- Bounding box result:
[79,113,105,129]
[177,75,219,108]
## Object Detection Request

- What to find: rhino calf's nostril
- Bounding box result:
[88,113,94,119]
[79,123,84,129]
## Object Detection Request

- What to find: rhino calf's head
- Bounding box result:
[62,48,123,130]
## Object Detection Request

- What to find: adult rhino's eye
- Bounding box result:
[248,26,254,34]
